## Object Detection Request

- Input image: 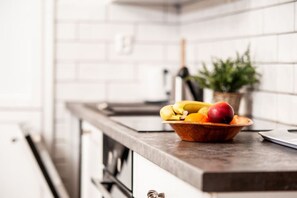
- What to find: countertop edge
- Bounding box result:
[66,102,297,192]
[66,102,204,190]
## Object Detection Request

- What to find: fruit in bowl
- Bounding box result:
[207,101,234,124]
[160,100,212,121]
[160,100,253,142]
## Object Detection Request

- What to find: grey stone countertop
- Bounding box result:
[66,102,297,192]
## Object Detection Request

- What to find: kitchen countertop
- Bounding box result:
[66,102,297,192]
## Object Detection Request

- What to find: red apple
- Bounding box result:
[207,102,234,124]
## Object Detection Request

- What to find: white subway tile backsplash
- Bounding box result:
[276,94,297,125]
[78,23,134,41]
[252,92,277,121]
[263,3,294,34]
[182,9,263,41]
[258,64,294,93]
[276,64,294,93]
[56,1,106,21]
[183,18,238,41]
[56,42,106,61]
[107,83,143,101]
[196,39,250,63]
[136,24,178,42]
[181,0,236,23]
[257,64,278,91]
[250,36,278,62]
[232,10,263,37]
[181,0,290,23]
[56,82,106,101]
[165,44,180,62]
[108,43,165,62]
[56,63,77,81]
[78,63,135,81]
[56,23,77,40]
[278,33,297,62]
[249,0,287,9]
[196,43,215,63]
[108,4,165,22]
[165,6,179,23]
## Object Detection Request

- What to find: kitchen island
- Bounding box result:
[66,102,297,197]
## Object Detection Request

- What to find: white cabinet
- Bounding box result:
[81,121,103,198]
[0,0,42,108]
[0,125,53,198]
[0,0,55,148]
[133,152,211,198]
[133,153,297,198]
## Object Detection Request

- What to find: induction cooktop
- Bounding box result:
[86,102,164,116]
[110,116,282,133]
[110,116,174,133]
[86,102,280,133]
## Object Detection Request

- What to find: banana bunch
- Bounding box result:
[160,100,212,121]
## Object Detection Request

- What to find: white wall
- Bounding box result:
[181,0,297,125]
[54,0,179,189]
[54,0,297,191]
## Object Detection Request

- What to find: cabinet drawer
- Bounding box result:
[133,153,210,198]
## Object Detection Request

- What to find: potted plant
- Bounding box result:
[192,48,261,114]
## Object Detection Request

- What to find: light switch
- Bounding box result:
[115,34,133,55]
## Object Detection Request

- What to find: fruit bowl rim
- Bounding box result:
[163,116,253,127]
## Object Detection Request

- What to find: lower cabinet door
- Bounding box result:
[81,121,103,198]
[0,125,53,198]
[133,153,211,198]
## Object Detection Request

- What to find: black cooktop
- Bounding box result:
[110,116,174,133]
[86,102,164,116]
[110,115,282,133]
[86,102,280,133]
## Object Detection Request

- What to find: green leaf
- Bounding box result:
[191,46,261,93]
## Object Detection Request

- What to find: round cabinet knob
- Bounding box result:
[147,190,165,198]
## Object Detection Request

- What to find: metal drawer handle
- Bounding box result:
[147,190,165,198]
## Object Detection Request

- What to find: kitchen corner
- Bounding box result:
[66,102,297,198]
[2,0,297,198]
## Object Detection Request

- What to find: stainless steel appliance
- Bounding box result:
[91,134,133,198]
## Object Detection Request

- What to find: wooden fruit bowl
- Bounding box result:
[164,116,253,142]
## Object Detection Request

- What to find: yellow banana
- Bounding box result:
[198,106,209,116]
[173,100,212,115]
[159,105,183,121]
